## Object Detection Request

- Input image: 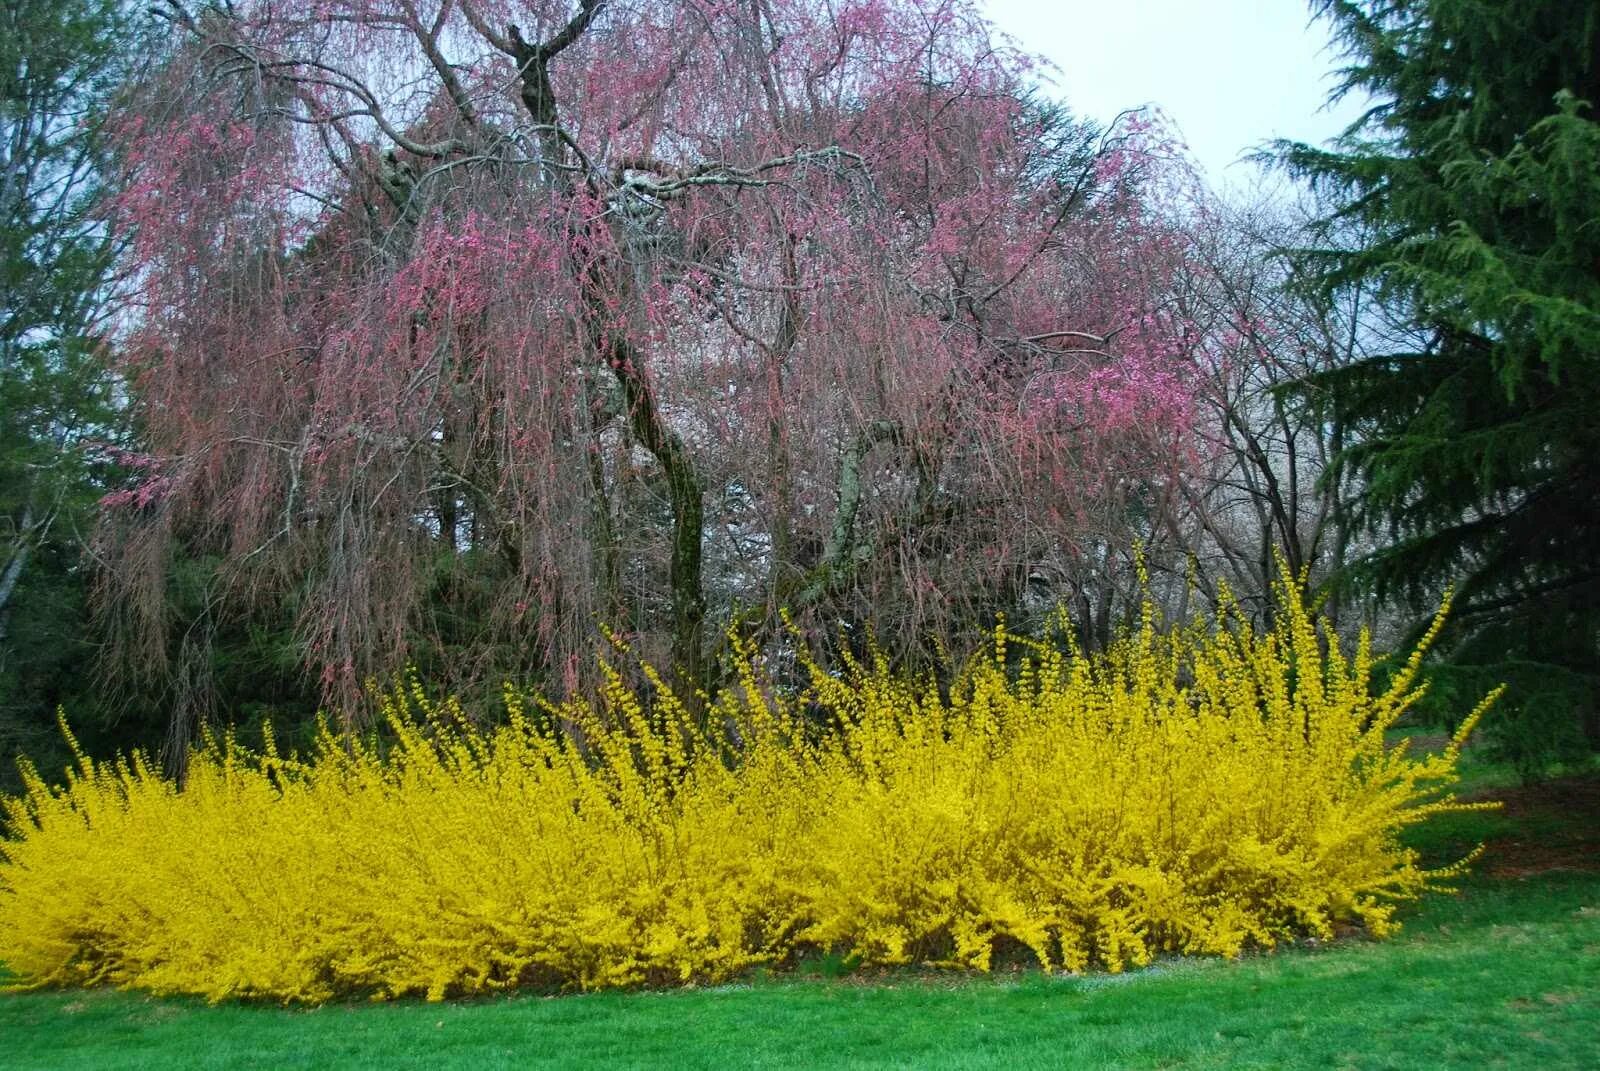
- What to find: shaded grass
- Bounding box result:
[2,780,1597,1069]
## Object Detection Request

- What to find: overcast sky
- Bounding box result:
[983,0,1369,186]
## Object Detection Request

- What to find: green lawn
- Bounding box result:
[3,771,1597,1070]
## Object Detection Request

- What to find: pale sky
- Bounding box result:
[983,0,1370,186]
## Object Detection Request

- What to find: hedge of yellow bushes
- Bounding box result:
[0,578,1495,1003]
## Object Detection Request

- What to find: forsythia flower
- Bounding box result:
[0,574,1496,1003]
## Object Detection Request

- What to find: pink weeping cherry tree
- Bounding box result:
[97,0,1205,733]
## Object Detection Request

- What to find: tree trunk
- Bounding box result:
[602,331,707,700]
[0,505,37,644]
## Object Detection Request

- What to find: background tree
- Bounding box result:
[1150,192,1364,633]
[1276,0,1600,770]
[0,0,135,782]
[98,0,1208,745]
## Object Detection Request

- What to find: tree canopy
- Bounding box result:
[98,0,1209,732]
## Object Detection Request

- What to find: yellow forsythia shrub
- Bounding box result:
[0,577,1496,1002]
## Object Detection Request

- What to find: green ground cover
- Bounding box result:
[3,759,1596,1070]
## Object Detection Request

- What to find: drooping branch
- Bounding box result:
[153,1,472,160]
[101,0,1208,721]
[614,147,866,199]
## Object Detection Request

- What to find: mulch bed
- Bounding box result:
[1468,775,1600,878]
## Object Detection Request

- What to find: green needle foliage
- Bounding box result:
[1277,1,1600,768]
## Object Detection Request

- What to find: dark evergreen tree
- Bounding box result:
[1277,1,1600,768]
[0,0,135,785]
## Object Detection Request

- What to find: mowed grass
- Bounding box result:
[3,762,1597,1070]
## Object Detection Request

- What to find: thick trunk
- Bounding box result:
[765,238,802,597]
[793,421,901,607]
[0,541,30,645]
[506,0,708,697]
[0,505,37,644]
[603,332,707,699]
[585,380,623,622]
